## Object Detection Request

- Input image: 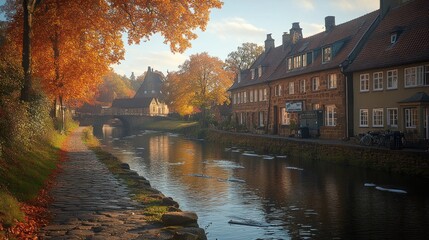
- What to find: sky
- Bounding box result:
[0,0,380,77]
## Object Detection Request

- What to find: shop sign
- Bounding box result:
[286,102,303,112]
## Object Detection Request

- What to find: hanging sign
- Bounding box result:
[286,102,303,112]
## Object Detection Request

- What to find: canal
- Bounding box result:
[99,126,429,240]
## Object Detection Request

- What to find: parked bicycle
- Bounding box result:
[358,130,406,148]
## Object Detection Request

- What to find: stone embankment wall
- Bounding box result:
[205,130,429,178]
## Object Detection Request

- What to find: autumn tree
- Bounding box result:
[165,52,234,123]
[2,0,223,102]
[225,42,264,73]
[97,71,135,104]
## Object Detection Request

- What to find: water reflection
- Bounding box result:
[98,126,429,240]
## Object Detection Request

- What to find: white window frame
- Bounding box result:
[287,58,293,70]
[299,79,306,93]
[281,108,290,125]
[263,88,268,101]
[243,91,247,103]
[360,73,369,92]
[249,90,253,102]
[254,89,258,102]
[322,46,332,63]
[373,72,383,91]
[387,70,398,89]
[259,111,264,127]
[251,69,255,80]
[328,74,337,89]
[311,77,320,91]
[405,67,417,87]
[405,108,417,128]
[259,89,263,101]
[359,109,369,127]
[372,108,384,127]
[325,105,336,126]
[289,82,295,94]
[258,65,262,77]
[387,108,398,128]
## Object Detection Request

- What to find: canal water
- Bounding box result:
[99,126,429,240]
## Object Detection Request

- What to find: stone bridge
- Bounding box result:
[76,114,161,136]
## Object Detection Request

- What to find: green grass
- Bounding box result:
[0,131,67,227]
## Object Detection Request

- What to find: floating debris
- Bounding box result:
[375,186,407,194]
[189,173,212,179]
[227,177,245,183]
[136,147,145,150]
[286,167,304,171]
[364,183,376,187]
[242,152,260,157]
[262,155,275,160]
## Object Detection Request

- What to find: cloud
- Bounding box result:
[329,0,379,11]
[301,22,325,37]
[294,0,315,10]
[208,17,266,42]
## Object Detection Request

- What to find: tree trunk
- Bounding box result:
[20,0,36,102]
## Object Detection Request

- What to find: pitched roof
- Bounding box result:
[347,0,429,72]
[111,97,155,108]
[398,92,429,103]
[134,67,164,98]
[229,10,379,91]
[270,11,379,81]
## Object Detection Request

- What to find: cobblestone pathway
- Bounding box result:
[39,128,164,240]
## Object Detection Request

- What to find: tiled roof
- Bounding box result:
[111,97,154,108]
[346,0,429,72]
[134,67,164,98]
[229,10,379,91]
[270,11,379,81]
[229,44,288,90]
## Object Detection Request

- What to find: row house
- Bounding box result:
[346,0,429,142]
[229,0,428,141]
[229,9,378,139]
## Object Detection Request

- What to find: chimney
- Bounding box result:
[325,16,335,32]
[290,22,302,44]
[264,34,275,52]
[282,32,291,46]
[148,66,152,72]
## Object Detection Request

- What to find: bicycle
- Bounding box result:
[359,131,390,147]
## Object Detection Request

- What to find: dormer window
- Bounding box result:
[237,72,241,83]
[258,65,262,77]
[251,69,255,80]
[322,46,332,63]
[390,33,397,44]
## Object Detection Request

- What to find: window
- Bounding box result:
[243,92,247,103]
[281,108,290,125]
[263,88,268,101]
[302,54,307,67]
[299,79,306,93]
[274,85,282,96]
[373,108,384,127]
[311,77,320,91]
[322,46,332,63]
[258,65,262,77]
[288,54,308,70]
[328,74,337,89]
[387,70,398,89]
[259,89,263,101]
[259,111,264,127]
[390,33,397,44]
[326,105,337,126]
[287,58,293,70]
[387,108,398,127]
[360,109,369,127]
[254,89,258,102]
[307,52,313,65]
[249,90,253,102]
[239,112,244,125]
[313,103,321,110]
[360,74,369,92]
[373,72,383,91]
[405,108,417,128]
[289,82,295,94]
[405,66,429,87]
[251,69,255,80]
[233,93,237,104]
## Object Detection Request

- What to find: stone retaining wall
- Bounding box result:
[205,130,429,178]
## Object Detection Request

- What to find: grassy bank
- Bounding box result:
[0,131,68,237]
